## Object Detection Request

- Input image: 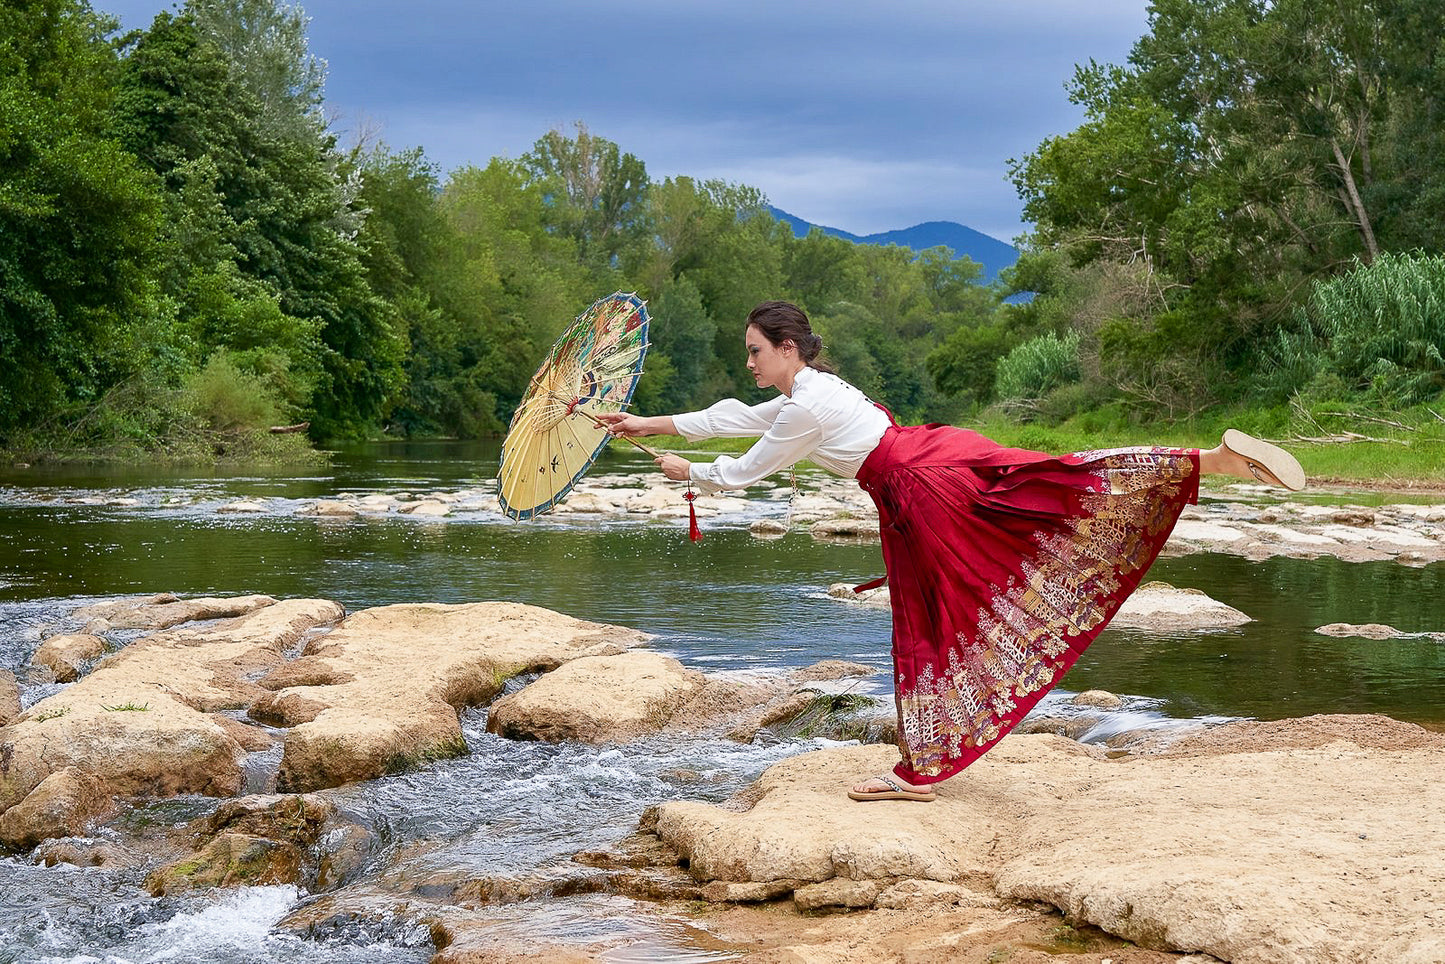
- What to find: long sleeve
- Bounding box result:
[672,396,787,441]
[687,402,823,495]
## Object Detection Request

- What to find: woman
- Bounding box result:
[598,301,1305,803]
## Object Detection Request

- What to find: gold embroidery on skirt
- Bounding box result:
[896,449,1194,776]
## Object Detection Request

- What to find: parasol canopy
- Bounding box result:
[497,291,650,520]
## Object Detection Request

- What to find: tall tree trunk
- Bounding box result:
[1331,137,1379,262]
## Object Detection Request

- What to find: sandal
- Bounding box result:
[847,774,937,802]
[1221,430,1306,491]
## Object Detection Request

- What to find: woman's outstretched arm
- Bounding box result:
[595,412,675,437]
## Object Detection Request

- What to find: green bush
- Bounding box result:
[926,320,1013,405]
[1037,379,1113,422]
[1272,252,1445,404]
[994,330,1081,401]
[182,353,281,431]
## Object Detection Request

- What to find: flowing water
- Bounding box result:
[1,441,1442,962]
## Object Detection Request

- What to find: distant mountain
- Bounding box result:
[768,206,1019,283]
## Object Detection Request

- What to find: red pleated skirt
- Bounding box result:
[855,423,1199,785]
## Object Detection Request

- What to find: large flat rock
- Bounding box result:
[1,599,344,848]
[487,651,706,744]
[647,715,1445,962]
[252,602,649,791]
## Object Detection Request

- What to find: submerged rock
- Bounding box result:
[217,500,267,514]
[487,651,704,744]
[145,792,367,895]
[1315,622,1445,640]
[1110,581,1251,630]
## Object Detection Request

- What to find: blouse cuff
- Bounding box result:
[671,410,711,442]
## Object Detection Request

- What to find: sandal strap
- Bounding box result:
[875,774,906,792]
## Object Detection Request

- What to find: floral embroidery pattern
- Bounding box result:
[894,448,1195,778]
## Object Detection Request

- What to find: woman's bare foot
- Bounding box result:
[1199,430,1306,491]
[847,774,936,802]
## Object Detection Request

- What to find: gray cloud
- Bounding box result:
[104,0,1149,240]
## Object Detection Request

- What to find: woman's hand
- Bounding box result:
[597,412,652,437]
[655,454,691,481]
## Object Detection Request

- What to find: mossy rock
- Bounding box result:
[147,832,303,895]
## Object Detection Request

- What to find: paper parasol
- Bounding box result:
[497,291,654,520]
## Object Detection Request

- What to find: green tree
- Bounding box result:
[0,0,171,439]
[1008,0,1445,416]
[114,3,403,438]
[521,122,650,268]
[644,275,716,412]
[439,158,593,430]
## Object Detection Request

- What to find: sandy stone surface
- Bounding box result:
[71,593,179,622]
[32,634,105,682]
[1111,581,1252,630]
[101,594,279,631]
[0,767,110,849]
[254,602,650,791]
[0,598,344,847]
[640,715,1445,963]
[487,651,706,743]
[0,669,19,725]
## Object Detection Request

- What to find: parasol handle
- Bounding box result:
[577,410,663,459]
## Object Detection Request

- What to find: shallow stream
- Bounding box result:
[1,441,1442,962]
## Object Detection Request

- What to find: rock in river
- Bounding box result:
[1109,580,1251,630]
[252,602,649,791]
[487,651,705,744]
[0,598,343,849]
[32,634,104,683]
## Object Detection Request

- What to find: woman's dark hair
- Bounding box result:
[745,301,835,373]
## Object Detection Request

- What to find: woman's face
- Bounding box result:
[744,325,796,391]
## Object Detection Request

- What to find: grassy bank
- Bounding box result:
[1,428,327,468]
[626,401,1445,487]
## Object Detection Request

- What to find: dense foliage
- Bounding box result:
[5,0,1444,463]
[0,0,1004,458]
[995,0,1445,421]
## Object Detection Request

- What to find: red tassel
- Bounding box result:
[684,486,702,542]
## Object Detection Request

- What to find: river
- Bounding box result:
[1,441,1442,962]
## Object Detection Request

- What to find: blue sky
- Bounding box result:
[100,1,1151,242]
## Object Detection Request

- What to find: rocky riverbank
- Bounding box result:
[9,472,1445,566]
[3,592,1444,963]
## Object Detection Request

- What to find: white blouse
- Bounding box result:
[671,367,893,494]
